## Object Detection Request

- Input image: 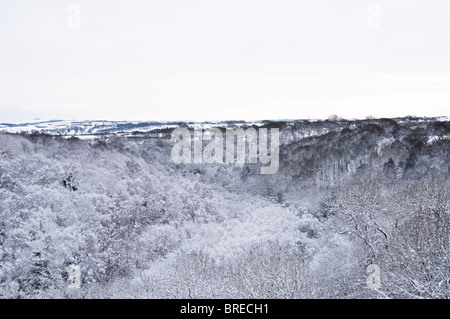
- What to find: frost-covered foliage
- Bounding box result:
[0,117,448,299]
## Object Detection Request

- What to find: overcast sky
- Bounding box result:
[0,0,449,123]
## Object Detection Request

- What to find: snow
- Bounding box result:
[0,116,448,299]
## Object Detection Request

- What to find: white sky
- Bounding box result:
[0,0,449,123]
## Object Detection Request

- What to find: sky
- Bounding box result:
[0,0,449,123]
